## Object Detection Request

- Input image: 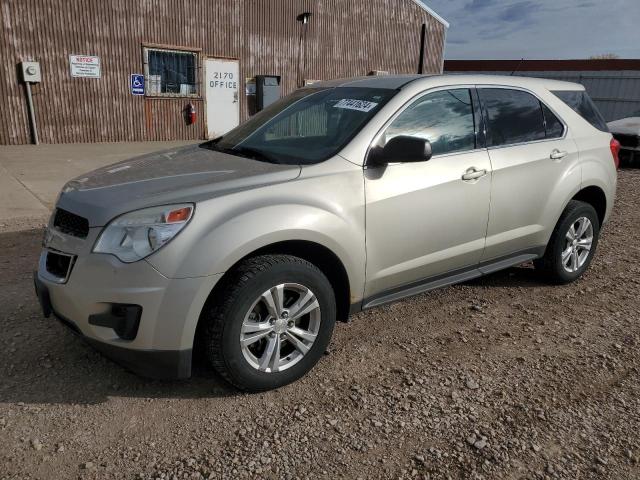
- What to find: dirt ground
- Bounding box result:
[1,170,639,480]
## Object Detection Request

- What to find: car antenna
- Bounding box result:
[510,58,525,76]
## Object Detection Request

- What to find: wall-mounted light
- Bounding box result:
[296,12,312,24]
[296,12,313,87]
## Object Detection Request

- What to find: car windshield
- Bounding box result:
[201,86,397,164]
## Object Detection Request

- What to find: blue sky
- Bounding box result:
[423,0,640,59]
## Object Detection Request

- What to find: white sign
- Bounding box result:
[334,99,378,113]
[69,55,101,78]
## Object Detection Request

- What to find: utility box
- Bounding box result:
[255,75,281,111]
[19,61,42,83]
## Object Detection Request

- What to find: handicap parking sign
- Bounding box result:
[130,74,144,95]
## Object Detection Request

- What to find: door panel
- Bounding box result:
[364,150,492,297]
[205,58,239,139]
[476,87,581,261]
[482,138,580,260]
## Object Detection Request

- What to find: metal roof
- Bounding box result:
[303,75,433,90]
[306,73,582,91]
[409,0,449,28]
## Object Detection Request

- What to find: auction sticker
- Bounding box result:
[334,99,378,112]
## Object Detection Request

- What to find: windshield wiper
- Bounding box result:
[230,146,278,163]
[203,139,278,163]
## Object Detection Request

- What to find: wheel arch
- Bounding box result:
[244,240,352,323]
[571,184,607,226]
[194,239,353,354]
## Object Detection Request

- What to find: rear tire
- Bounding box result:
[201,254,336,392]
[534,200,600,284]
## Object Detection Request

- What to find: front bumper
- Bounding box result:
[35,244,222,380]
[35,273,192,379]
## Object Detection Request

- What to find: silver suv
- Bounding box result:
[34,75,618,391]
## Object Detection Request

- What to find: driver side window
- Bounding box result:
[384,88,476,156]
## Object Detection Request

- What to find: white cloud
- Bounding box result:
[424,0,640,59]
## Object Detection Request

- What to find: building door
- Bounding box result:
[205,57,240,139]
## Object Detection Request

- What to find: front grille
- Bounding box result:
[53,208,89,238]
[45,251,74,280]
[613,133,639,149]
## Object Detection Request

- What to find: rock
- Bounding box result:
[473,438,488,450]
[30,439,42,451]
[593,465,606,474]
[56,443,65,453]
[465,379,480,390]
[81,462,95,469]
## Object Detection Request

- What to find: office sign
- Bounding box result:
[130,74,145,95]
[69,55,101,78]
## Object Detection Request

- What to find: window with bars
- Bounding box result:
[143,47,199,97]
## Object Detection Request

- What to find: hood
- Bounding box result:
[56,144,301,227]
[607,117,640,136]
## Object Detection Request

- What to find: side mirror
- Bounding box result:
[369,135,432,166]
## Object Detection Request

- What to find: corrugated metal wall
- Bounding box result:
[0,0,446,145]
[447,70,640,122]
[508,71,640,122]
[444,60,640,122]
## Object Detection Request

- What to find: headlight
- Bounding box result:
[93,204,194,263]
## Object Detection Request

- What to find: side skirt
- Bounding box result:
[355,247,544,312]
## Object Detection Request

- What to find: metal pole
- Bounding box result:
[24,81,39,145]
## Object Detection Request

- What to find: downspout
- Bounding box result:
[417,23,426,74]
[441,27,448,74]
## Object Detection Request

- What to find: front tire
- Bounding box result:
[535,200,600,284]
[202,254,336,392]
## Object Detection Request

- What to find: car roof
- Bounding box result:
[307,74,584,92]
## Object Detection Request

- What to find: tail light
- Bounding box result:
[610,138,621,169]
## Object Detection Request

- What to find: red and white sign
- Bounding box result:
[69,55,101,78]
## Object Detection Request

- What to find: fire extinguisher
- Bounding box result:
[186,103,197,125]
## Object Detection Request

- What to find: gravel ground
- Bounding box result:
[1,170,639,480]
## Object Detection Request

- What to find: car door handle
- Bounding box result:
[550,149,568,160]
[461,167,487,181]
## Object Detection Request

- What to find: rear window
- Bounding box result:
[552,90,609,132]
[478,88,546,147]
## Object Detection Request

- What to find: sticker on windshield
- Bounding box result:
[334,99,379,112]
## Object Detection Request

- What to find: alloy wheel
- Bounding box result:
[562,216,593,273]
[240,283,321,373]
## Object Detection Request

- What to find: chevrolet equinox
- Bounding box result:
[35,75,618,391]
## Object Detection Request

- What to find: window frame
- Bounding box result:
[475,85,568,150]
[142,44,201,99]
[366,85,483,166]
[540,101,565,140]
